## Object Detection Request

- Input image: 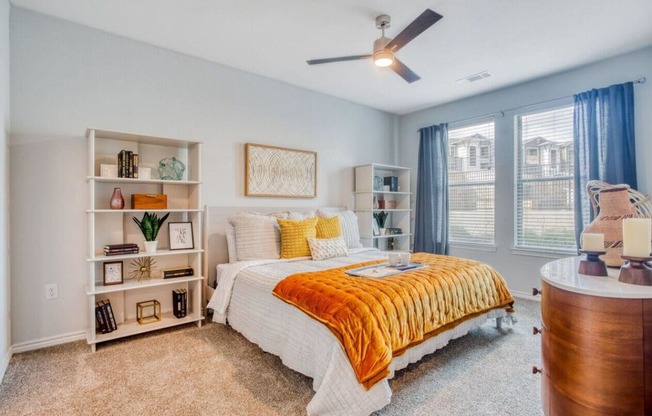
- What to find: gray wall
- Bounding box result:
[399,47,652,296]
[0,0,10,378]
[9,9,397,347]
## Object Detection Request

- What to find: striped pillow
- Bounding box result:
[277,217,318,259]
[308,237,348,261]
[317,209,363,249]
[228,213,282,261]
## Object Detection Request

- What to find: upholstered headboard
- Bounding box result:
[202,206,346,291]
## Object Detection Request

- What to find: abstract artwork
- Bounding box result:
[245,143,317,198]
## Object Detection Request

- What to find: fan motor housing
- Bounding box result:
[375,14,391,29]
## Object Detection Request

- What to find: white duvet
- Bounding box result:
[207,249,508,416]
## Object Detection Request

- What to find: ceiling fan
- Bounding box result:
[306,9,443,83]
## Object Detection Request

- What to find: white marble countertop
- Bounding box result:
[540,256,652,298]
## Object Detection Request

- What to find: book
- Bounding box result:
[162,267,193,279]
[117,151,123,178]
[181,289,187,317]
[104,248,139,256]
[126,151,133,178]
[133,154,139,179]
[344,262,427,278]
[95,301,110,334]
[173,289,187,318]
[104,243,139,250]
[102,300,117,331]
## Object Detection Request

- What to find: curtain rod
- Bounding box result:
[420,77,647,130]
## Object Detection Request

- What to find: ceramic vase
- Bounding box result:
[143,240,158,253]
[582,186,635,267]
[109,187,125,209]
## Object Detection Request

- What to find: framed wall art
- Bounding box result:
[168,222,195,250]
[245,143,317,198]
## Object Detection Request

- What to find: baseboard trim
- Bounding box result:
[12,330,86,354]
[0,345,12,382]
[512,290,541,302]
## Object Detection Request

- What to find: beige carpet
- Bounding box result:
[0,299,543,416]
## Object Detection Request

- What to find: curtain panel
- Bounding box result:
[573,81,637,246]
[414,123,449,254]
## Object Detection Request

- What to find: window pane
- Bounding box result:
[448,121,495,245]
[515,105,576,251]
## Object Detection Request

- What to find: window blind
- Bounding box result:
[515,105,576,251]
[448,121,495,245]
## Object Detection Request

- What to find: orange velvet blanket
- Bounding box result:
[272,252,514,389]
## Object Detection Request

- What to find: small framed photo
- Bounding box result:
[103,261,123,285]
[372,218,380,236]
[168,222,194,250]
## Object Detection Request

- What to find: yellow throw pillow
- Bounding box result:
[278,217,318,258]
[316,216,342,239]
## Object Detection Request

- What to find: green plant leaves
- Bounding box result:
[133,212,170,241]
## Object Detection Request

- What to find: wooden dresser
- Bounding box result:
[537,257,652,416]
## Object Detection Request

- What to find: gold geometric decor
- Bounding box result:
[245,143,317,198]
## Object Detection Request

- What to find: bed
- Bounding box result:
[204,207,515,416]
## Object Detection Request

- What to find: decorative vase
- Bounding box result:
[143,240,158,253]
[109,187,125,209]
[583,186,635,267]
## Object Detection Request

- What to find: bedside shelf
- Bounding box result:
[92,313,203,344]
[88,275,204,295]
[88,248,203,262]
[87,176,201,185]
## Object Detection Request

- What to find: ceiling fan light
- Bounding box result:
[373,50,394,67]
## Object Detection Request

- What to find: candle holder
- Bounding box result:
[578,250,608,276]
[618,255,652,286]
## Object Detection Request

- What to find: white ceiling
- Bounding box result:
[10,0,652,115]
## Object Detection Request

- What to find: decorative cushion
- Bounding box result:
[316,216,342,239]
[288,210,317,220]
[317,209,363,249]
[228,213,281,261]
[225,226,237,263]
[308,237,348,261]
[277,217,318,259]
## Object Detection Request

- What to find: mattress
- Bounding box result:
[207,249,509,415]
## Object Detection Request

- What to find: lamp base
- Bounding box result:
[618,255,652,286]
[578,251,608,276]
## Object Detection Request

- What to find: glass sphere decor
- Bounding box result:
[157,157,185,180]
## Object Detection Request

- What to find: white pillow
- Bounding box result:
[288,210,317,220]
[308,237,348,261]
[225,226,237,263]
[317,209,363,249]
[228,213,281,261]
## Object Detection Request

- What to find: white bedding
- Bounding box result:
[207,249,508,415]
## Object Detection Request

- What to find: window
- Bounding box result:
[515,105,575,252]
[448,121,495,245]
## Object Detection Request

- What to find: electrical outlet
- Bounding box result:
[45,284,58,300]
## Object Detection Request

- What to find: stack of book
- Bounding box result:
[95,299,117,334]
[172,289,187,318]
[104,243,139,256]
[117,149,139,178]
[162,266,194,279]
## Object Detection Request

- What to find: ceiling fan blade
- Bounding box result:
[385,9,443,53]
[391,58,421,83]
[307,55,372,65]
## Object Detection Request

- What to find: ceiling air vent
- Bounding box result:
[456,70,493,86]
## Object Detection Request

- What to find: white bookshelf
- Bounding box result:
[354,164,412,251]
[86,128,204,351]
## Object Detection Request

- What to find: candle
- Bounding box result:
[622,218,652,257]
[581,233,604,251]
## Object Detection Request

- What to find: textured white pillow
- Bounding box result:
[308,237,348,261]
[317,209,363,249]
[225,226,237,263]
[228,213,281,260]
[288,210,317,220]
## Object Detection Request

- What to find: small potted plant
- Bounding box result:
[133,212,170,253]
[374,211,389,235]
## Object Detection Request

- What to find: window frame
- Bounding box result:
[447,117,496,248]
[513,99,576,255]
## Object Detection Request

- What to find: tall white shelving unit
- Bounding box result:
[86,128,204,351]
[354,164,412,251]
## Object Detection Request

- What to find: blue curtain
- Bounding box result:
[414,123,449,254]
[573,81,637,245]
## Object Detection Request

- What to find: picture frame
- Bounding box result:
[103,261,123,285]
[168,222,194,250]
[245,143,317,198]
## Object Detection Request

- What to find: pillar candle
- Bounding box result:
[581,233,604,251]
[622,218,652,257]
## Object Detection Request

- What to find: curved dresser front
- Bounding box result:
[539,257,652,416]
